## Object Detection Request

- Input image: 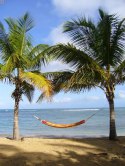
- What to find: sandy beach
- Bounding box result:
[0,137,125,166]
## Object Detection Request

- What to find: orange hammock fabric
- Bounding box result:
[34,111,99,128]
[41,119,85,128]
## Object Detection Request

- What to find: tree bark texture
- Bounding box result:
[108,98,117,140]
[106,87,117,140]
[13,97,20,140]
[13,79,21,140]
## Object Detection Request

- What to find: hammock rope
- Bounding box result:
[34,110,100,128]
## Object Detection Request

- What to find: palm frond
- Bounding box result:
[21,81,35,102]
[48,43,106,80]
[96,11,123,66]
[0,63,8,80]
[113,59,125,84]
[37,71,73,102]
[0,21,5,31]
[63,17,95,33]
[62,9,125,68]
[63,17,96,52]
[115,59,125,73]
[110,18,125,65]
[1,14,34,70]
[42,70,73,79]
[48,43,97,69]
[20,71,53,99]
[0,27,13,60]
[5,18,17,31]
[11,80,35,102]
[28,44,49,69]
[1,56,15,73]
[18,12,34,32]
[45,70,73,92]
[98,8,107,19]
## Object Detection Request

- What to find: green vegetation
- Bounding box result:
[48,9,125,140]
[0,13,53,140]
[0,9,125,140]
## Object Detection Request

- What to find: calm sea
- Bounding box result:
[0,108,125,138]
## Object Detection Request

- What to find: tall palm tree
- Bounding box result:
[0,13,53,140]
[48,9,125,140]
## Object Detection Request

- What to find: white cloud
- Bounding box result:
[53,0,101,17]
[43,26,73,71]
[52,0,125,18]
[52,95,101,104]
[45,24,70,45]
[117,90,125,99]
[53,97,72,103]
[103,0,125,18]
[83,96,100,101]
[42,60,71,72]
[76,95,101,102]
[48,0,125,45]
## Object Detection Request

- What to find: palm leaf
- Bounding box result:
[21,81,35,102]
[48,43,96,69]
[63,17,96,52]
[37,71,73,102]
[28,44,49,69]
[0,27,13,60]
[20,71,53,99]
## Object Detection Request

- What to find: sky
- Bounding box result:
[0,0,125,109]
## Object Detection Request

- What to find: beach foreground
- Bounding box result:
[0,137,125,166]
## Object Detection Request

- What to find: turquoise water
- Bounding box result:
[0,108,125,138]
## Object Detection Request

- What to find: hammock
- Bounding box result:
[34,110,99,128]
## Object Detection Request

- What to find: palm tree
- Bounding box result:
[48,9,125,140]
[0,13,53,140]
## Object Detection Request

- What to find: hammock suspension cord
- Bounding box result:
[34,110,100,128]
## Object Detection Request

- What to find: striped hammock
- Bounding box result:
[34,110,99,128]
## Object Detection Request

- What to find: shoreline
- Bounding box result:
[0,135,110,140]
[1,107,125,140]
[1,134,125,139]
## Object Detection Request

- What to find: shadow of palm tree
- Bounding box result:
[0,137,125,166]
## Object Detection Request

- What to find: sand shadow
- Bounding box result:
[0,137,125,166]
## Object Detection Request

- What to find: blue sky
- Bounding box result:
[0,0,125,109]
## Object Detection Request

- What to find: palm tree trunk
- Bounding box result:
[108,98,117,140]
[13,68,22,140]
[13,96,20,140]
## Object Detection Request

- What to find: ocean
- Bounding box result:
[0,108,125,138]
